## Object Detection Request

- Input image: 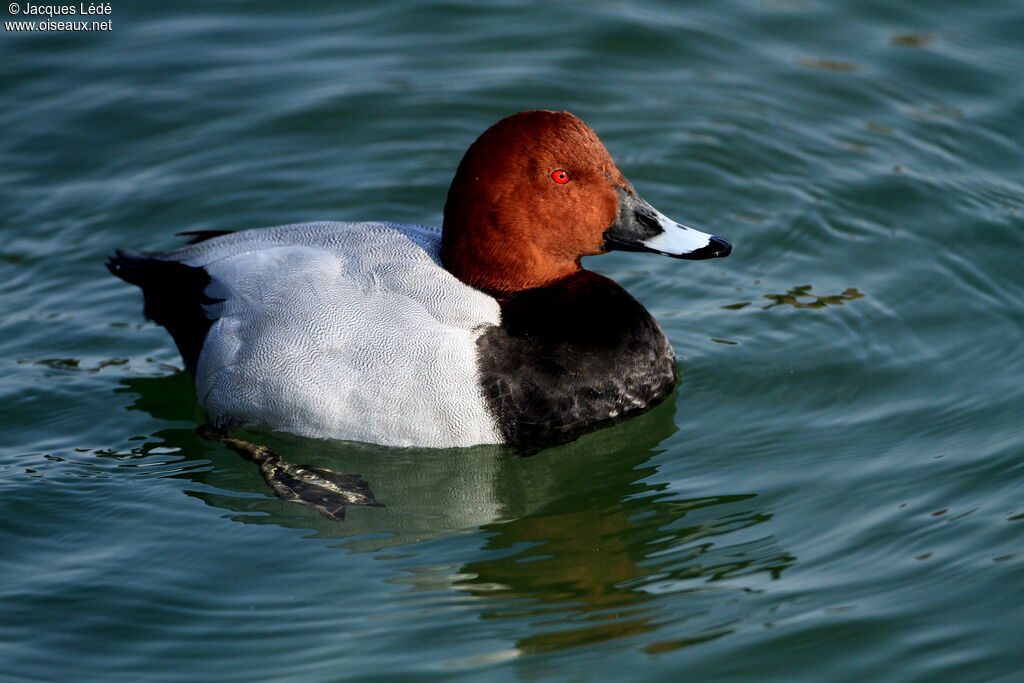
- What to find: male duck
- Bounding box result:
[109,110,731,449]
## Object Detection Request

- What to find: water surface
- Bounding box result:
[2,1,1022,680]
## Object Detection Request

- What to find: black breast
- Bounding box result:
[476,270,677,449]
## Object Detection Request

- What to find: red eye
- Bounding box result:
[551,169,571,184]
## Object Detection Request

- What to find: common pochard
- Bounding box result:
[109,110,731,449]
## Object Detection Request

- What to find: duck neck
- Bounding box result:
[440,223,583,295]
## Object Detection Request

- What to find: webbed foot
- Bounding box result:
[197,424,383,521]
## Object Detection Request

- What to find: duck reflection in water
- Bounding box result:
[117,372,795,657]
[117,371,692,531]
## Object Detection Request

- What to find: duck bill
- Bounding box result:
[603,188,731,260]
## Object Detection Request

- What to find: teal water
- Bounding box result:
[2,1,1023,680]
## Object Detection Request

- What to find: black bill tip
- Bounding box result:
[677,235,732,260]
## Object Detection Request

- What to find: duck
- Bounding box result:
[108,110,731,450]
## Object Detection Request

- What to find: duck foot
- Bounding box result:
[197,424,383,521]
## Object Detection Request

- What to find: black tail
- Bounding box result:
[177,229,234,245]
[107,250,220,373]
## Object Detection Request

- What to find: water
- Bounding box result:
[2,1,1022,680]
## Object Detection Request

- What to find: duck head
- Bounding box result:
[440,110,731,294]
